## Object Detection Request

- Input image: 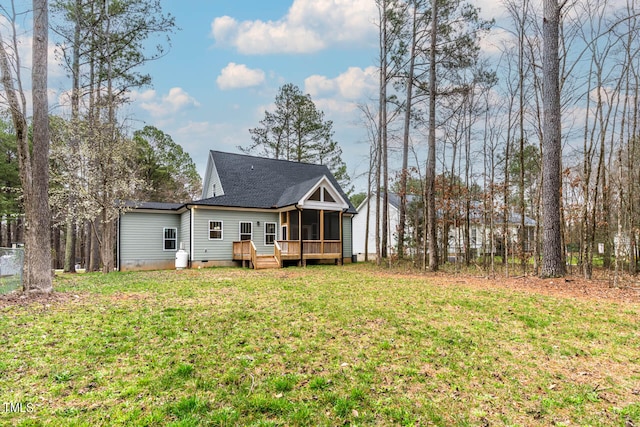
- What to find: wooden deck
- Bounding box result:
[233,240,342,269]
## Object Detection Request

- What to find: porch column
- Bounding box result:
[320,209,324,254]
[299,209,304,266]
[339,210,343,264]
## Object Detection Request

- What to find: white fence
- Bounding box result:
[0,247,24,294]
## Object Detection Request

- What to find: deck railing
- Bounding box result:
[232,241,252,260]
[302,240,341,255]
[274,240,282,267]
[277,240,300,257]
[249,240,257,268]
[234,239,342,263]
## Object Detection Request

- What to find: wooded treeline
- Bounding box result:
[0,0,199,279]
[367,0,640,280]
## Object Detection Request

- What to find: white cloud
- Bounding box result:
[478,27,515,56]
[211,16,238,43]
[0,14,65,82]
[302,66,379,120]
[314,97,359,115]
[132,89,158,102]
[305,75,335,97]
[216,62,266,90]
[210,0,377,54]
[171,121,249,176]
[305,66,378,100]
[474,0,509,20]
[136,87,200,117]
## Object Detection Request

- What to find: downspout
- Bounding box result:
[189,205,195,268]
[339,209,344,264]
[116,213,121,271]
[350,214,354,261]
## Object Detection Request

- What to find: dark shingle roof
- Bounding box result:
[122,201,184,211]
[192,151,357,213]
[388,193,419,210]
[358,193,418,211]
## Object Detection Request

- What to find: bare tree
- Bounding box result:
[0,0,52,292]
[397,1,417,259]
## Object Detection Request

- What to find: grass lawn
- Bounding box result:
[1,264,639,426]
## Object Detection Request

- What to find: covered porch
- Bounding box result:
[232,208,344,268]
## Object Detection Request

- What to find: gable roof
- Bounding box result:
[192,151,357,213]
[357,193,419,212]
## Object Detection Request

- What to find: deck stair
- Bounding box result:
[254,255,280,270]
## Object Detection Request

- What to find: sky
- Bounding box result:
[2,0,506,193]
[123,0,383,193]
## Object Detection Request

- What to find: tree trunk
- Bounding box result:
[26,0,53,292]
[540,0,565,278]
[398,4,417,260]
[426,0,439,271]
[375,0,387,266]
[83,221,91,270]
[380,0,389,261]
[0,0,52,293]
[90,220,101,272]
[63,0,83,273]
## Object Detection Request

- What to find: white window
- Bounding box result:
[265,222,276,245]
[209,221,223,240]
[163,228,177,251]
[239,221,252,241]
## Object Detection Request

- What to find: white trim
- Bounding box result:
[189,205,281,213]
[163,227,178,251]
[122,209,184,215]
[297,175,349,210]
[209,220,223,240]
[201,151,214,199]
[239,221,253,241]
[264,222,277,246]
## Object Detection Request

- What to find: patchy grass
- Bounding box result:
[1,264,639,426]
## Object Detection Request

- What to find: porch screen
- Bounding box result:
[302,210,320,240]
[323,211,340,240]
[290,211,300,240]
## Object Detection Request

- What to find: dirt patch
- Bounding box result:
[109,292,149,302]
[419,271,640,304]
[0,290,83,310]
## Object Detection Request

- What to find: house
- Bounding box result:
[117,151,357,271]
[353,194,535,260]
[447,208,536,260]
[352,193,419,260]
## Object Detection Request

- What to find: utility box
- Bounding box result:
[175,242,189,270]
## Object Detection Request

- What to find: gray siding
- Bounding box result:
[120,211,181,262]
[192,208,279,261]
[342,215,353,258]
[203,160,224,199]
[180,210,191,255]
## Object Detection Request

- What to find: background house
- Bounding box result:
[353,193,419,261]
[353,194,535,262]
